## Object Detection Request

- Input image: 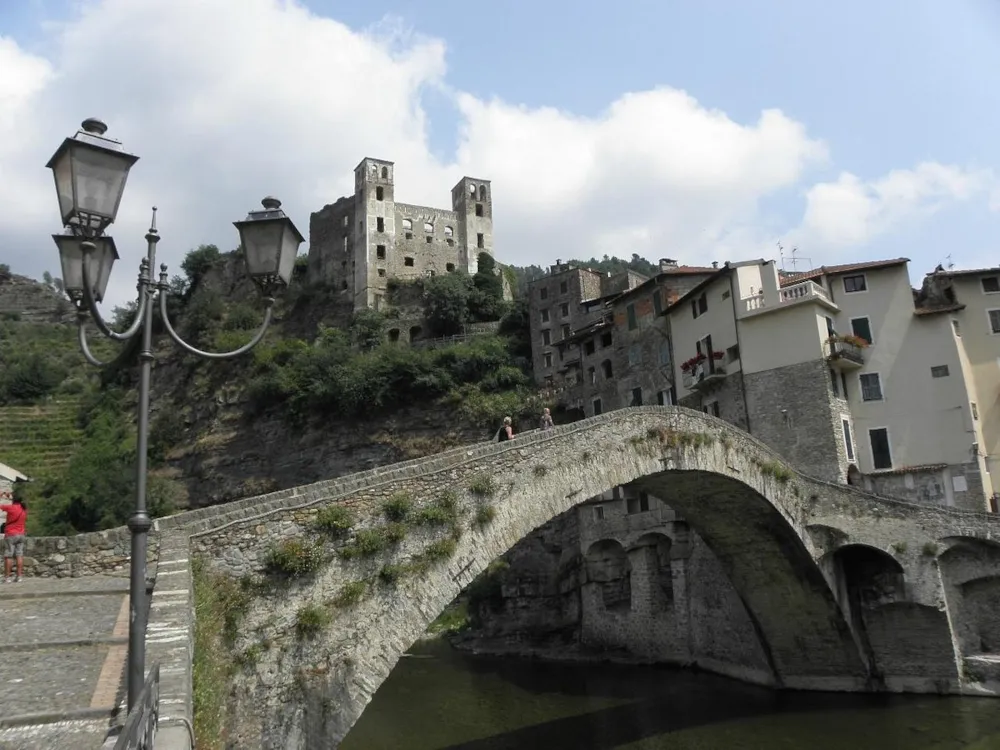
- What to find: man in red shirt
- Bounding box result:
[0,493,27,583]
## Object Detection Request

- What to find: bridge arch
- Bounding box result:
[939,537,1000,660]
[177,406,995,748]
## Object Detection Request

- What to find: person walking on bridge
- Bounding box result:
[494,416,515,442]
[540,407,554,431]
[1,493,27,583]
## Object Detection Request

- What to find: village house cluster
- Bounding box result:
[529,257,1000,513]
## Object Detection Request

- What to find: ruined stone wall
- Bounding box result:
[308,198,355,293]
[865,462,986,513]
[0,273,75,324]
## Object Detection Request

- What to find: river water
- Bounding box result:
[341,639,1000,750]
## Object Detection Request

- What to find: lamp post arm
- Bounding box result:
[157,268,275,359]
[76,314,112,367]
[80,245,153,342]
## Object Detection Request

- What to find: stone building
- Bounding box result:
[528,260,649,386]
[308,158,495,312]
[551,259,715,415]
[665,257,996,511]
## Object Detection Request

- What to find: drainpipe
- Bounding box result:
[728,272,752,433]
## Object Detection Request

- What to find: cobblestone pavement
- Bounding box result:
[0,719,110,750]
[0,576,130,749]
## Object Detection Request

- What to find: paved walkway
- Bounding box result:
[0,576,129,750]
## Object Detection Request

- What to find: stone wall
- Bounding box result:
[23,528,159,578]
[744,359,845,482]
[0,273,75,324]
[865,461,987,513]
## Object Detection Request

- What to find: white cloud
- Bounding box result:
[795,163,998,249]
[0,0,986,314]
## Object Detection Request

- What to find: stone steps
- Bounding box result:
[0,576,130,749]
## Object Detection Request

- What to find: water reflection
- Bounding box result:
[342,639,1000,750]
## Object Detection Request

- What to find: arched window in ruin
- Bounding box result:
[381,166,388,179]
[424,222,434,233]
[479,185,487,201]
[409,325,422,341]
[585,539,632,612]
[469,183,476,196]
[444,226,453,237]
[388,329,400,342]
[402,218,412,231]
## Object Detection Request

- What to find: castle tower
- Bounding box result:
[451,176,493,275]
[353,157,395,310]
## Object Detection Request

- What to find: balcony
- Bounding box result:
[682,360,727,392]
[739,280,836,317]
[826,337,865,370]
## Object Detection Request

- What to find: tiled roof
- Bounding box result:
[913,304,966,317]
[665,265,718,274]
[779,258,910,287]
[930,266,1000,278]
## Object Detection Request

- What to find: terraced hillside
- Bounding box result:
[0,398,84,482]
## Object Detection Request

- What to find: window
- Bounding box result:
[953,319,962,337]
[931,365,950,378]
[593,505,605,521]
[584,340,596,356]
[841,372,849,399]
[542,330,551,345]
[426,270,436,278]
[424,222,433,233]
[588,366,596,384]
[824,316,835,337]
[601,360,613,378]
[659,342,671,367]
[601,332,613,348]
[342,216,349,227]
[469,184,476,196]
[375,186,384,201]
[657,389,674,406]
[726,344,740,362]
[446,263,455,272]
[653,290,663,315]
[560,281,568,294]
[477,233,484,248]
[446,239,454,246]
[402,218,412,231]
[475,203,484,217]
[444,226,453,237]
[843,274,867,293]
[850,317,873,344]
[343,236,348,252]
[869,428,892,470]
[426,236,432,244]
[381,166,389,179]
[626,493,650,514]
[972,402,980,421]
[842,418,855,462]
[628,345,642,366]
[561,324,571,339]
[479,185,487,201]
[593,398,603,415]
[540,288,548,300]
[830,368,839,396]
[376,245,386,260]
[377,268,386,277]
[544,353,553,368]
[541,309,550,323]
[405,232,413,240]
[691,293,708,318]
[982,276,1000,294]
[376,217,384,232]
[631,387,643,406]
[627,303,637,330]
[404,256,415,267]
[703,401,721,417]
[560,303,570,317]
[989,309,1000,335]
[860,373,883,401]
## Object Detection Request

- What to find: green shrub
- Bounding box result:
[339,524,405,559]
[264,539,324,577]
[378,564,405,585]
[475,505,497,528]
[383,492,412,522]
[295,604,331,638]
[422,537,457,562]
[315,506,354,538]
[468,475,497,498]
[333,580,368,608]
[413,491,460,527]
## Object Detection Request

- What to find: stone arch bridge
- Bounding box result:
[121,407,1000,748]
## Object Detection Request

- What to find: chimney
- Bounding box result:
[659,258,678,273]
[712,261,719,269]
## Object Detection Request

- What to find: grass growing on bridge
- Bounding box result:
[314,505,354,538]
[192,559,252,750]
[264,539,325,577]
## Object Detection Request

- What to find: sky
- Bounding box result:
[1,0,999,310]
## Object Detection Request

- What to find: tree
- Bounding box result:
[423,273,471,336]
[180,244,221,286]
[350,309,386,351]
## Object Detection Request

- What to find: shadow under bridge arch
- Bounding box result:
[633,469,870,691]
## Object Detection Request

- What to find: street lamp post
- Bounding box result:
[45,119,303,712]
